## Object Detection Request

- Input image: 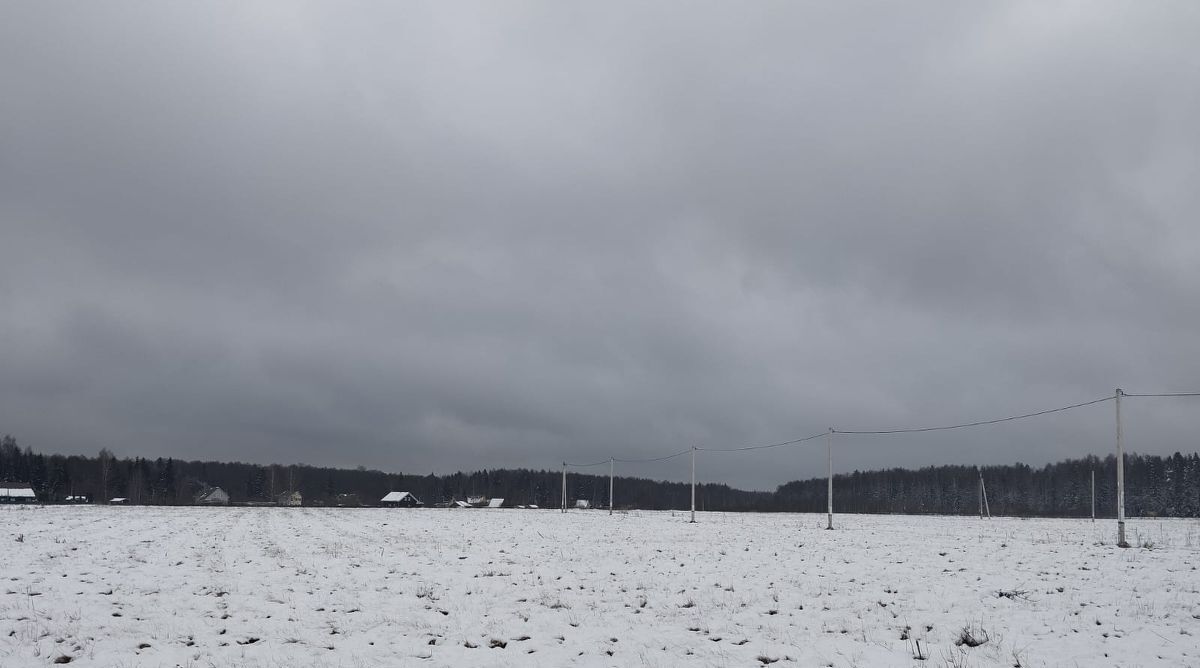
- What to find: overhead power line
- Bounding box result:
[699,431,828,453]
[561,391,1197,468]
[564,458,610,468]
[835,395,1114,435]
[614,449,691,464]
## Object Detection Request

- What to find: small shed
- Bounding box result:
[575,499,591,509]
[109,497,128,505]
[487,498,506,508]
[0,484,36,504]
[380,491,423,507]
[195,487,230,506]
[334,493,361,507]
[277,491,302,507]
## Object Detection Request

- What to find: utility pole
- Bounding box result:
[609,458,614,516]
[1115,388,1129,547]
[1090,469,1095,522]
[690,446,696,523]
[561,462,567,514]
[979,468,984,519]
[981,473,991,519]
[826,428,834,530]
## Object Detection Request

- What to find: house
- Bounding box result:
[195,487,230,506]
[528,504,539,509]
[380,491,423,507]
[467,495,487,506]
[109,497,128,505]
[486,498,505,508]
[0,484,37,504]
[575,499,591,509]
[277,491,302,507]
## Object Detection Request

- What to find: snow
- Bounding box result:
[2,506,1197,667]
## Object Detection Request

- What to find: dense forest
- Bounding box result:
[2,434,1198,517]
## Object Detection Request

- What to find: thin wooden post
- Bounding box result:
[981,474,991,519]
[561,462,567,514]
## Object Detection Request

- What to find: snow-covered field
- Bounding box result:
[2,506,1198,667]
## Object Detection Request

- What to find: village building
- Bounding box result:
[575,499,591,509]
[64,495,89,504]
[0,484,37,504]
[487,498,506,508]
[109,497,128,505]
[276,491,302,507]
[195,487,230,505]
[380,491,423,507]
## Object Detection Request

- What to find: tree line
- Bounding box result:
[1,434,1197,516]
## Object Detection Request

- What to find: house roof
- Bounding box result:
[487,498,505,508]
[1,487,36,498]
[110,497,128,502]
[453,500,471,507]
[380,491,417,503]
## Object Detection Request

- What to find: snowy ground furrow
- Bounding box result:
[2,506,1198,667]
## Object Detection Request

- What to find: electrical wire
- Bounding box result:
[698,431,829,452]
[613,449,692,464]
[563,458,610,468]
[558,392,1195,468]
[835,395,1114,435]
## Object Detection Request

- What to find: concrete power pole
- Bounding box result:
[826,429,834,530]
[690,446,696,523]
[1115,388,1129,547]
[1091,469,1095,523]
[609,458,614,516]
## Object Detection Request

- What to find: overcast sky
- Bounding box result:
[2,2,1198,490]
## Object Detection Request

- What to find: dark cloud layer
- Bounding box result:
[2,2,1198,489]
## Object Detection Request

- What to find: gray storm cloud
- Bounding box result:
[2,2,1198,489]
